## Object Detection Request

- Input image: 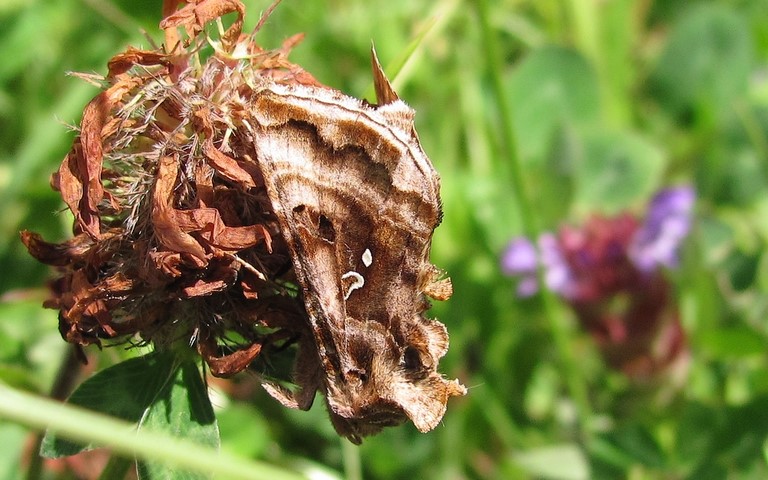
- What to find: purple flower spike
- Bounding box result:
[630,186,695,272]
[501,237,540,297]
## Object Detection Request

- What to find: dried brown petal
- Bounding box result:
[174,208,272,251]
[151,156,208,262]
[148,251,185,278]
[202,139,257,188]
[56,78,142,238]
[20,231,92,267]
[180,259,237,297]
[198,334,262,377]
[371,45,399,105]
[160,0,245,49]
[107,47,171,77]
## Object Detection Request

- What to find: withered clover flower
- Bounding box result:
[21,2,324,376]
[501,186,695,377]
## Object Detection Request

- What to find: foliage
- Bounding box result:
[1,0,768,479]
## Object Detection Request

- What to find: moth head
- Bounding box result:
[323,317,466,444]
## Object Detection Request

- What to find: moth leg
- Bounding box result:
[261,381,302,409]
[262,334,321,410]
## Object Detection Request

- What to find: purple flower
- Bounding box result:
[500,186,695,378]
[500,234,577,298]
[538,233,576,299]
[629,186,695,272]
[501,237,539,297]
[501,186,695,299]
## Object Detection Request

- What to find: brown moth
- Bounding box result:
[252,48,466,443]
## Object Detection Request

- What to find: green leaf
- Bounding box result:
[218,404,270,459]
[607,425,665,469]
[510,443,590,480]
[675,402,723,467]
[41,351,222,478]
[523,362,558,421]
[690,397,768,476]
[699,326,768,358]
[137,360,219,480]
[649,4,752,118]
[41,350,177,457]
[507,46,600,165]
[574,131,664,213]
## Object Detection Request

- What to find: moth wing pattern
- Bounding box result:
[248,49,465,443]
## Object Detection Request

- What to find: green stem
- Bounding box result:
[0,384,305,480]
[474,0,593,440]
[474,0,532,235]
[98,456,132,480]
[567,0,628,126]
[363,0,459,101]
[341,439,363,480]
[473,382,523,450]
[25,346,84,480]
[734,100,768,162]
[539,291,593,437]
[568,0,600,68]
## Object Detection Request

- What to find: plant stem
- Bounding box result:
[0,384,305,480]
[25,346,84,480]
[98,455,132,480]
[474,0,593,440]
[473,0,531,235]
[341,438,362,480]
[568,0,600,69]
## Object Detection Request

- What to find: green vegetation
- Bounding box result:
[2,0,768,478]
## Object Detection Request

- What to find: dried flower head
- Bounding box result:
[21,1,331,374]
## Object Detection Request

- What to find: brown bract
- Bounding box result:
[160,0,245,50]
[22,0,464,443]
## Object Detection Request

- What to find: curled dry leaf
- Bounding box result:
[22,0,463,443]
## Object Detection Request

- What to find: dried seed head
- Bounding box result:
[21,1,321,375]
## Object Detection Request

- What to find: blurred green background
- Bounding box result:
[2,0,768,479]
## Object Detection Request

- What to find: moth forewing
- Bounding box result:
[252,51,464,442]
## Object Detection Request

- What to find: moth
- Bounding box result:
[251,48,465,443]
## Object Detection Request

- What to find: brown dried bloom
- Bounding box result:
[21,1,320,375]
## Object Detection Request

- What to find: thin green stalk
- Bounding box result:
[438,395,467,478]
[568,0,600,68]
[98,456,132,480]
[0,384,305,480]
[26,346,84,480]
[734,100,768,162]
[567,0,630,126]
[362,0,459,102]
[341,438,362,480]
[473,0,531,235]
[474,0,593,439]
[473,382,524,450]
